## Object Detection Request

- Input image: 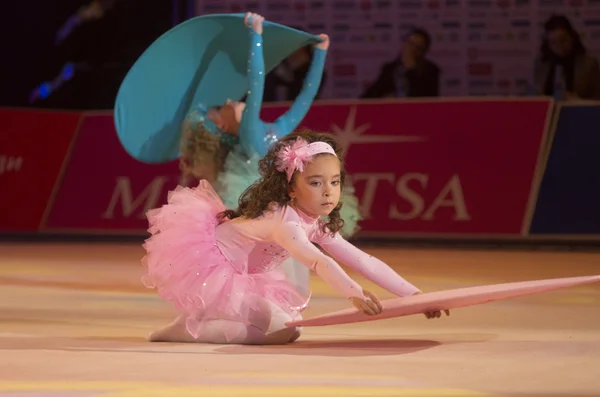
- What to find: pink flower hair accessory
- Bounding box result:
[275,137,337,182]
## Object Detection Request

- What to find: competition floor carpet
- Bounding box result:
[0,242,599,397]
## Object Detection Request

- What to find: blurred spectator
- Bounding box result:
[534,15,600,100]
[361,27,440,99]
[263,26,327,102]
[54,0,119,46]
[26,0,172,109]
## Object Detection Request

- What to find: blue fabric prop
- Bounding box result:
[114,13,322,163]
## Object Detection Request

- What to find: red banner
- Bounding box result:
[44,114,180,232]
[0,109,81,232]
[262,99,551,236]
[40,98,551,236]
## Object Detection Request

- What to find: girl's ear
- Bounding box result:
[288,183,296,200]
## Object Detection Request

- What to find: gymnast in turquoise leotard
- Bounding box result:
[178,13,362,294]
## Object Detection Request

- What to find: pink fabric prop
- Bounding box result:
[275,138,337,181]
[286,275,600,327]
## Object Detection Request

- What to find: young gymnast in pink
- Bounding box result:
[143,130,446,345]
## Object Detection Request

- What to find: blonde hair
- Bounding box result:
[178,115,231,186]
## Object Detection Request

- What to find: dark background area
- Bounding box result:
[0,0,177,109]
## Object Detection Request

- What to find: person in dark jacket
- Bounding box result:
[361,27,440,99]
[263,26,327,102]
[533,14,600,100]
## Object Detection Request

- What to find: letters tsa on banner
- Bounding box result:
[263,99,551,236]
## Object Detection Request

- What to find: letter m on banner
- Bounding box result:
[103,176,169,220]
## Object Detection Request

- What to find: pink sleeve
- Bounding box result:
[316,231,421,297]
[271,210,365,300]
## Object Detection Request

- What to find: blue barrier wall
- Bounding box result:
[530,104,600,236]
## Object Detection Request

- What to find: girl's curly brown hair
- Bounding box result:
[178,113,231,186]
[219,130,346,235]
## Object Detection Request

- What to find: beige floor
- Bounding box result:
[0,242,599,397]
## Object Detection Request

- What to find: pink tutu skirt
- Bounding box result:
[141,180,308,340]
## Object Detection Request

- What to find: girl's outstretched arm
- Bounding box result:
[317,232,421,297]
[273,35,329,139]
[239,13,267,157]
[271,210,366,300]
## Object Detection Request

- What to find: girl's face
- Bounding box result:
[547,28,574,58]
[209,100,246,135]
[289,154,342,219]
